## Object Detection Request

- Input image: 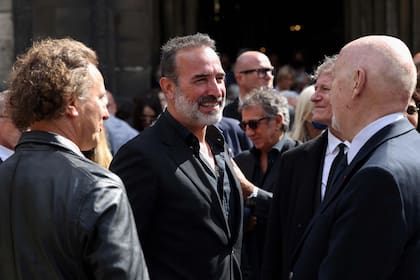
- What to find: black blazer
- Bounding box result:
[234,135,301,221]
[261,132,328,280]
[110,112,244,280]
[290,119,420,280]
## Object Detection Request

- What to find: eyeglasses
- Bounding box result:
[239,116,271,131]
[239,68,274,78]
[406,105,419,115]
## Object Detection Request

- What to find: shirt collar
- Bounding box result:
[327,130,350,155]
[0,145,14,161]
[162,110,225,155]
[347,112,404,163]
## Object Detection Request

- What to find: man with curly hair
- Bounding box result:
[0,38,149,279]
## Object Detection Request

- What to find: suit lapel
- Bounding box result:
[290,120,414,267]
[224,152,244,242]
[160,118,238,237]
[320,119,415,211]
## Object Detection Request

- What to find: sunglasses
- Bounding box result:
[407,105,419,115]
[239,116,271,131]
[239,68,274,78]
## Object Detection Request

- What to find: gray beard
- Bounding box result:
[174,87,224,126]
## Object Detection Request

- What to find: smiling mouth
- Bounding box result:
[200,101,220,108]
[198,96,223,108]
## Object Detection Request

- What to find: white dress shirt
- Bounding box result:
[347,113,404,164]
[0,145,14,161]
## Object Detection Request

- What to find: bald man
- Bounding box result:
[289,35,420,280]
[223,51,274,120]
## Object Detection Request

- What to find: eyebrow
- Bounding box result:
[192,72,225,80]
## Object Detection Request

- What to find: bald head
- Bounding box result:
[234,51,274,98]
[331,35,417,140]
[343,35,415,99]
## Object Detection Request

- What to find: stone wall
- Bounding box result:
[0,0,14,90]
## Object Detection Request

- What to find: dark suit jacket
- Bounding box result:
[110,111,244,280]
[261,132,328,280]
[234,135,301,221]
[290,119,420,280]
[223,98,241,121]
[234,135,300,280]
[216,117,252,156]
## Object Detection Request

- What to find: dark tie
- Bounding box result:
[324,143,347,200]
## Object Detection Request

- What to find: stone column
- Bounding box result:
[0,0,14,89]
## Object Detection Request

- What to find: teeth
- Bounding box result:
[201,102,218,108]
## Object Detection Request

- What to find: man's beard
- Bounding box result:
[174,86,225,126]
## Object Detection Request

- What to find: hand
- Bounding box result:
[231,159,255,198]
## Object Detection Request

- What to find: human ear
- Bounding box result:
[352,68,366,98]
[159,77,176,100]
[66,98,80,118]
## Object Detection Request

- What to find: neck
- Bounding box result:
[328,126,346,142]
[31,118,80,148]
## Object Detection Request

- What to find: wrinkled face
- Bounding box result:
[172,46,226,126]
[311,71,333,125]
[241,104,280,152]
[76,64,109,151]
[236,54,274,94]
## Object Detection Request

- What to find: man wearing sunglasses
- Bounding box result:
[223,51,274,121]
[233,88,299,280]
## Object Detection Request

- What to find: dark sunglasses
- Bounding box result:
[406,105,419,115]
[239,116,271,131]
[239,68,274,78]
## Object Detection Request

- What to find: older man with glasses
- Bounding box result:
[232,87,299,280]
[223,51,274,121]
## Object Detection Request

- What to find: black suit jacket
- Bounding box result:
[234,135,300,280]
[234,135,301,222]
[261,132,328,280]
[110,112,244,280]
[290,119,420,280]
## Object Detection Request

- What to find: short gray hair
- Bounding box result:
[312,54,338,80]
[160,33,216,83]
[240,87,290,131]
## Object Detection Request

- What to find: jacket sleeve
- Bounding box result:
[79,180,149,279]
[260,155,288,280]
[110,141,158,242]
